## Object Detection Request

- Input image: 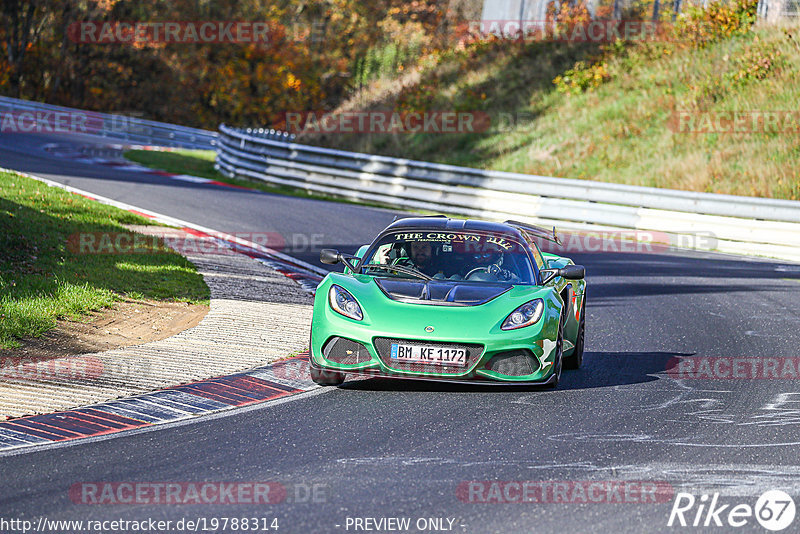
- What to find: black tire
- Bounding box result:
[563,297,586,370]
[546,314,565,389]
[310,367,346,386]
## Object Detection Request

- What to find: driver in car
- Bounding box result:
[460,246,519,282]
[375,241,444,277]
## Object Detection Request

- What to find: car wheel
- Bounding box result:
[563,296,585,370]
[310,367,346,386]
[546,314,565,389]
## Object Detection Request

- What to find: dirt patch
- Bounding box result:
[1,299,208,358]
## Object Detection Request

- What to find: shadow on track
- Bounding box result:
[336,351,689,393]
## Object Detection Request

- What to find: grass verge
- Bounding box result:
[0,170,209,349]
[123,149,221,181]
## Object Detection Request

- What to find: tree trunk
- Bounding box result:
[1,0,42,98]
[672,0,682,20]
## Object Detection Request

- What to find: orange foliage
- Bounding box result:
[0,0,413,129]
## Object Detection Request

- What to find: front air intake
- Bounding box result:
[322,337,372,365]
[485,350,540,376]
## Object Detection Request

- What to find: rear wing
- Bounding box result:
[504,220,563,246]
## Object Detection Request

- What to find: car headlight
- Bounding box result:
[501,299,544,330]
[329,285,363,321]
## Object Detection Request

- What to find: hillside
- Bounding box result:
[301,2,800,200]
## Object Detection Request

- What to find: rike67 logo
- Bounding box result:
[668,490,796,531]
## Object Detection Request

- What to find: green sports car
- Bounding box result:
[309,217,586,387]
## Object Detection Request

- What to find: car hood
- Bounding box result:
[375,278,512,306]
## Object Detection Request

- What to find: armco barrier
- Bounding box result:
[0,96,216,149]
[215,124,800,263]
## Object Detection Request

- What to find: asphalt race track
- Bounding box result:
[2,132,800,533]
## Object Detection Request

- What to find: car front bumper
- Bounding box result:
[310,304,561,384]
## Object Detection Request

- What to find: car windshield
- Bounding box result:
[360,230,536,284]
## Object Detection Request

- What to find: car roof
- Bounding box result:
[382,217,526,240]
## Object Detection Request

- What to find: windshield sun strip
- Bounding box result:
[358,229,538,283]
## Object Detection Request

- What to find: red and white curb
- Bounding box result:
[0,354,317,453]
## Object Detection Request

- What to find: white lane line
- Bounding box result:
[170,174,214,184]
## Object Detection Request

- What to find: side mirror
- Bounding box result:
[541,265,585,284]
[320,249,341,265]
[560,265,585,280]
[320,248,360,270]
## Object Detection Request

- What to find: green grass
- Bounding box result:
[307,21,800,200]
[123,149,222,181]
[0,170,209,349]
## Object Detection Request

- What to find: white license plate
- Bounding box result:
[390,343,467,366]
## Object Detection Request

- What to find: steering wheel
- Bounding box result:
[466,264,515,281]
[464,266,491,279]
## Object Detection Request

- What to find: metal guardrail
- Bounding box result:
[0,96,216,150]
[240,127,297,143]
[216,124,800,262]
